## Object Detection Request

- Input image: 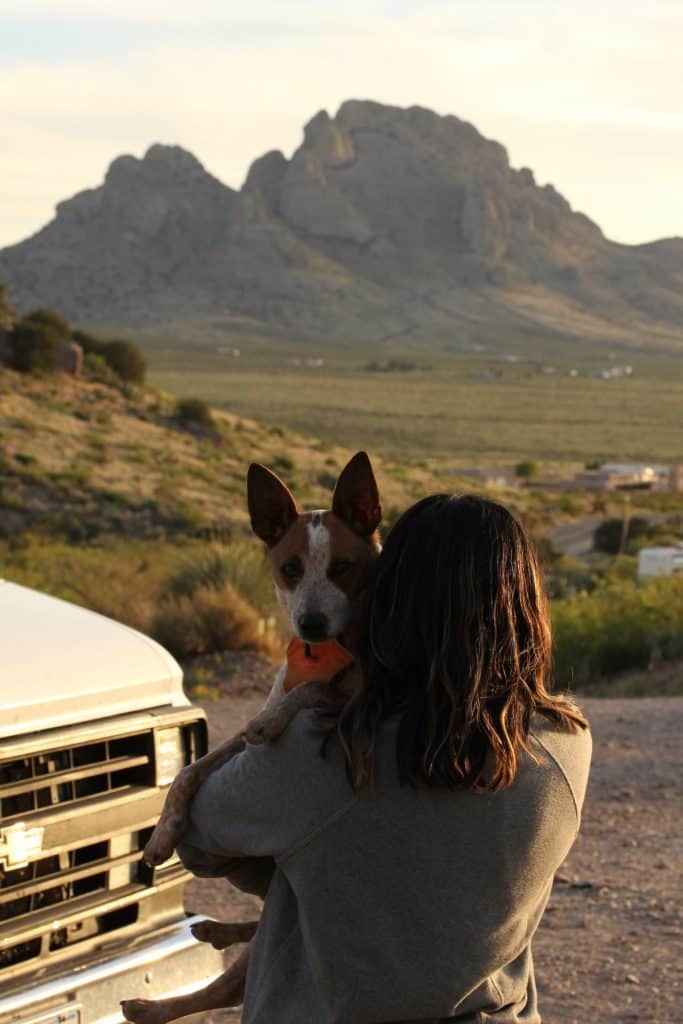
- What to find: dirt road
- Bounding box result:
[183,695,682,1023]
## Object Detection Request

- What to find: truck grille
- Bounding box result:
[0,718,206,982]
[0,831,149,970]
[0,732,154,818]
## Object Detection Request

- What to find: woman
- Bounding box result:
[177,494,591,1023]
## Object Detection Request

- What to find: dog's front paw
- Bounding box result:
[244,706,290,745]
[120,999,166,1024]
[191,919,249,949]
[143,814,184,866]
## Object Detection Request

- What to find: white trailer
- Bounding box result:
[637,546,683,578]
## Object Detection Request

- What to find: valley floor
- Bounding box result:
[180,689,682,1024]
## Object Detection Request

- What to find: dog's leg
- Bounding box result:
[121,946,249,1024]
[245,678,349,744]
[144,731,247,866]
[190,918,258,949]
[146,667,356,864]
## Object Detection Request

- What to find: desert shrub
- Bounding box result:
[71,329,103,355]
[363,359,425,373]
[82,352,120,386]
[271,453,296,475]
[176,397,215,432]
[10,321,61,373]
[594,516,650,555]
[0,282,14,324]
[317,469,337,491]
[552,574,683,687]
[533,535,557,566]
[99,339,146,383]
[24,307,70,339]
[160,543,277,615]
[545,553,596,600]
[554,491,584,516]
[151,582,267,659]
[515,459,538,480]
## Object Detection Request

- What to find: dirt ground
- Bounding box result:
[182,688,682,1024]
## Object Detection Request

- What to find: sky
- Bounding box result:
[1,0,682,249]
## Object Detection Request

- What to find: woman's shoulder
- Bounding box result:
[250,707,355,801]
[529,714,592,822]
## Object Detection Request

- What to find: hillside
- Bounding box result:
[0,366,464,544]
[2,367,682,695]
[1,101,682,349]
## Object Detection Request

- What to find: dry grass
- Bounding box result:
[147,344,683,463]
[151,582,279,661]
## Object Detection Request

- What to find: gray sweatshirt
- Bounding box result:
[177,711,591,1024]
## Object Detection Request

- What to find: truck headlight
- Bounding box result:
[154,727,186,786]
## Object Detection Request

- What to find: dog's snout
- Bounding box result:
[297,611,329,640]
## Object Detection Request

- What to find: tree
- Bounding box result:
[72,328,103,355]
[99,340,147,384]
[25,307,71,339]
[515,459,538,480]
[176,397,215,432]
[0,282,14,327]
[593,515,650,555]
[10,320,60,373]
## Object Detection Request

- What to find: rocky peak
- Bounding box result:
[1,99,680,344]
[105,144,220,190]
[301,110,356,166]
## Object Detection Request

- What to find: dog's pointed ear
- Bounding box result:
[332,451,382,537]
[247,463,299,546]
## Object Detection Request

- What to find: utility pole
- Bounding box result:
[618,493,631,556]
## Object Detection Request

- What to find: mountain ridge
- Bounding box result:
[1,100,682,349]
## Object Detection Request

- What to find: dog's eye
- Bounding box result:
[281,559,303,583]
[329,559,354,580]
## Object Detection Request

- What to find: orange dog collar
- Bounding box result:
[283,637,355,693]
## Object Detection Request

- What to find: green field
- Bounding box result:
[146,340,682,464]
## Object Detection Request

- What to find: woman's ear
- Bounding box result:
[247,463,299,546]
[332,451,382,537]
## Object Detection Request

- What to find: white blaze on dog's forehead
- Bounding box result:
[273,512,350,638]
[306,515,330,566]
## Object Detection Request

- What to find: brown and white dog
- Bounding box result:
[121,452,381,1024]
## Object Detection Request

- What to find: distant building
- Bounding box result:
[591,365,634,380]
[574,463,676,492]
[284,357,325,368]
[452,467,518,488]
[637,546,683,579]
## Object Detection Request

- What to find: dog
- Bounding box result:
[121,451,381,1024]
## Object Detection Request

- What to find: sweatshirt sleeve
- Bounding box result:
[176,710,357,876]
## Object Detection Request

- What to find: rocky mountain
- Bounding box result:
[2,100,682,347]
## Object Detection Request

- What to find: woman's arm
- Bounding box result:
[176,709,357,874]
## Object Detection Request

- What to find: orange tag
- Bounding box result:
[283,637,355,693]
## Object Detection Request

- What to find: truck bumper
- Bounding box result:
[0,916,225,1024]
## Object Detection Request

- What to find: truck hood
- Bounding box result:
[0,581,188,739]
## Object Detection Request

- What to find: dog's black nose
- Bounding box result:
[297,612,329,640]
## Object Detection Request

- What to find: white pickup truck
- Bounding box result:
[0,581,223,1024]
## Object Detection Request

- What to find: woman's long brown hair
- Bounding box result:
[335,494,588,792]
